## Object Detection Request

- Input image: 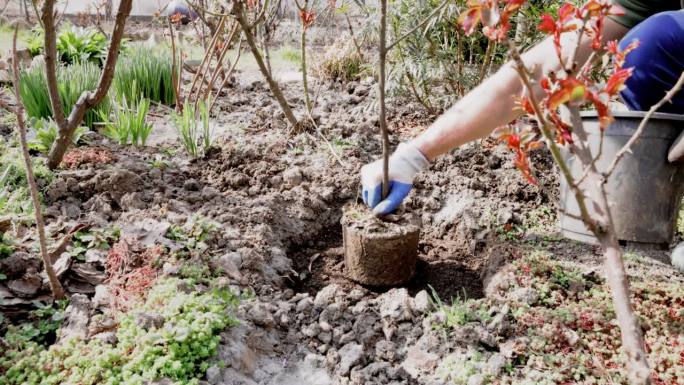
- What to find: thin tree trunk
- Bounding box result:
[379,0,389,200]
[233,1,299,130]
[44,0,133,169]
[5,27,65,300]
[301,26,312,113]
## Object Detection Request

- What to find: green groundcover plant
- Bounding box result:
[0,278,239,385]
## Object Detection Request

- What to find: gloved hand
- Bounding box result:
[361,143,430,215]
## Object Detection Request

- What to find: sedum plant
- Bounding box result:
[0,278,239,385]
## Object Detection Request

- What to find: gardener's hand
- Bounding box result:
[361,143,430,215]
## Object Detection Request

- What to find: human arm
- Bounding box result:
[362,17,630,215]
[410,19,630,161]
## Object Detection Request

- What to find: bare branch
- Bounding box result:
[209,33,244,114]
[604,70,684,178]
[8,26,66,300]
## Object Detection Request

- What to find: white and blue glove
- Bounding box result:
[361,143,430,215]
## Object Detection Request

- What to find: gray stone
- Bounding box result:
[509,287,539,305]
[136,312,165,330]
[378,288,413,321]
[338,343,364,375]
[296,297,314,312]
[401,345,439,378]
[302,323,321,338]
[485,353,506,377]
[352,313,379,345]
[413,290,432,313]
[92,285,111,308]
[468,374,485,385]
[348,289,365,301]
[375,340,397,362]
[59,294,91,342]
[319,303,343,324]
[314,284,340,308]
[318,331,332,344]
[205,365,221,384]
[249,303,275,327]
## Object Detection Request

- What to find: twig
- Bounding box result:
[7,26,66,300]
[604,70,684,178]
[209,33,244,114]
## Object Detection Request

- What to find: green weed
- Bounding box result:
[280,46,302,64]
[430,287,490,328]
[0,141,53,216]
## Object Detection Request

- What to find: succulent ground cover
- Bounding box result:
[0,278,239,385]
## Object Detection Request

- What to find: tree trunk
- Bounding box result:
[44,0,133,169]
[233,1,299,130]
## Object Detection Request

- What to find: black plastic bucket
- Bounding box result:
[559,111,684,246]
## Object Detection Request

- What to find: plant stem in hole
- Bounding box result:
[379,0,389,200]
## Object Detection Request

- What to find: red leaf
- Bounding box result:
[459,2,484,36]
[538,14,555,33]
[299,10,316,29]
[547,77,587,110]
[557,3,576,23]
[604,67,633,96]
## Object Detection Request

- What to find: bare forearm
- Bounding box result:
[411,20,628,161]
[411,63,523,160]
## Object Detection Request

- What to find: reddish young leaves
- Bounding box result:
[458,0,526,42]
[299,10,316,29]
[496,125,543,184]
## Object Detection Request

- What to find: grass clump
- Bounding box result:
[430,287,490,328]
[113,47,176,105]
[19,61,110,128]
[0,278,239,385]
[173,101,213,158]
[101,95,153,146]
[315,40,366,83]
[279,46,302,65]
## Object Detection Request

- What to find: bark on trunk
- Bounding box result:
[44,0,133,169]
